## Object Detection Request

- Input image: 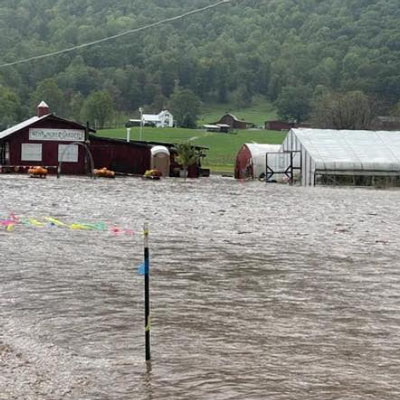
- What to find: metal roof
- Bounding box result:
[142,114,161,122]
[225,113,241,121]
[93,134,208,151]
[0,115,44,141]
[0,114,95,142]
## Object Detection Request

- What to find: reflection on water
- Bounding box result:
[1,175,400,399]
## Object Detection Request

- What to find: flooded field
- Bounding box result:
[1,175,400,399]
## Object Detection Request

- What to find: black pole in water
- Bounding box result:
[143,222,151,361]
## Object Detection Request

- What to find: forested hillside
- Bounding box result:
[0,0,399,128]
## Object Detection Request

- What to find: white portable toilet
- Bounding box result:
[151,146,170,177]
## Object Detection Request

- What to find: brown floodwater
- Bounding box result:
[1,175,400,399]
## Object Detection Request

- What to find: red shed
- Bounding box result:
[0,102,95,175]
[89,135,151,175]
[264,120,296,131]
[265,120,312,131]
[89,136,209,178]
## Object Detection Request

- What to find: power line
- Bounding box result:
[0,0,233,69]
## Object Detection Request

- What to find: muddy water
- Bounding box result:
[1,175,400,399]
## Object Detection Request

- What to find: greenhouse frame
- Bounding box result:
[235,143,281,180]
[267,128,400,187]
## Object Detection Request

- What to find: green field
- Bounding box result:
[100,100,286,174]
[99,127,286,174]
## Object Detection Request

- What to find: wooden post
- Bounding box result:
[143,222,151,361]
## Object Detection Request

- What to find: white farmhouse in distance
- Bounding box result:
[130,110,174,128]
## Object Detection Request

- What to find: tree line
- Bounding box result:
[0,0,399,129]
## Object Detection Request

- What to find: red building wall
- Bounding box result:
[89,137,151,175]
[7,118,87,174]
[89,138,202,178]
[235,144,253,179]
[265,121,294,131]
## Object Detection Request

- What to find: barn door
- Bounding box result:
[0,141,10,165]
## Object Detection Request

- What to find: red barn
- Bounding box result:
[0,101,209,178]
[213,113,254,130]
[0,102,95,175]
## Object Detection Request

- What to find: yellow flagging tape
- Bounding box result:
[70,223,91,230]
[145,316,152,332]
[29,218,44,227]
[44,217,67,227]
[1,214,138,236]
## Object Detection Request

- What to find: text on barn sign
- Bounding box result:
[29,128,85,142]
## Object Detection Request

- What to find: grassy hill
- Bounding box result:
[100,100,285,174]
[99,127,286,174]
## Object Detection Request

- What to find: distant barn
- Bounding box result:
[213,113,254,130]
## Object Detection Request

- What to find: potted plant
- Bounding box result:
[175,141,199,180]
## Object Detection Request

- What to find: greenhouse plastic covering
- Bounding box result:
[246,143,281,178]
[288,129,400,173]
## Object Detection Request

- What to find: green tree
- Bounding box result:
[312,90,377,130]
[68,92,84,122]
[30,78,65,116]
[275,85,313,122]
[232,85,252,109]
[175,141,199,180]
[170,87,201,128]
[0,86,21,130]
[81,90,113,129]
[181,113,197,129]
[1,0,400,115]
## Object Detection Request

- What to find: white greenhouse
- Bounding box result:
[266,128,400,186]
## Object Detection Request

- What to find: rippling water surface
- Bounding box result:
[1,175,400,399]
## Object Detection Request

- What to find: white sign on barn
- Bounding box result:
[58,144,79,163]
[29,128,85,142]
[21,143,42,161]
